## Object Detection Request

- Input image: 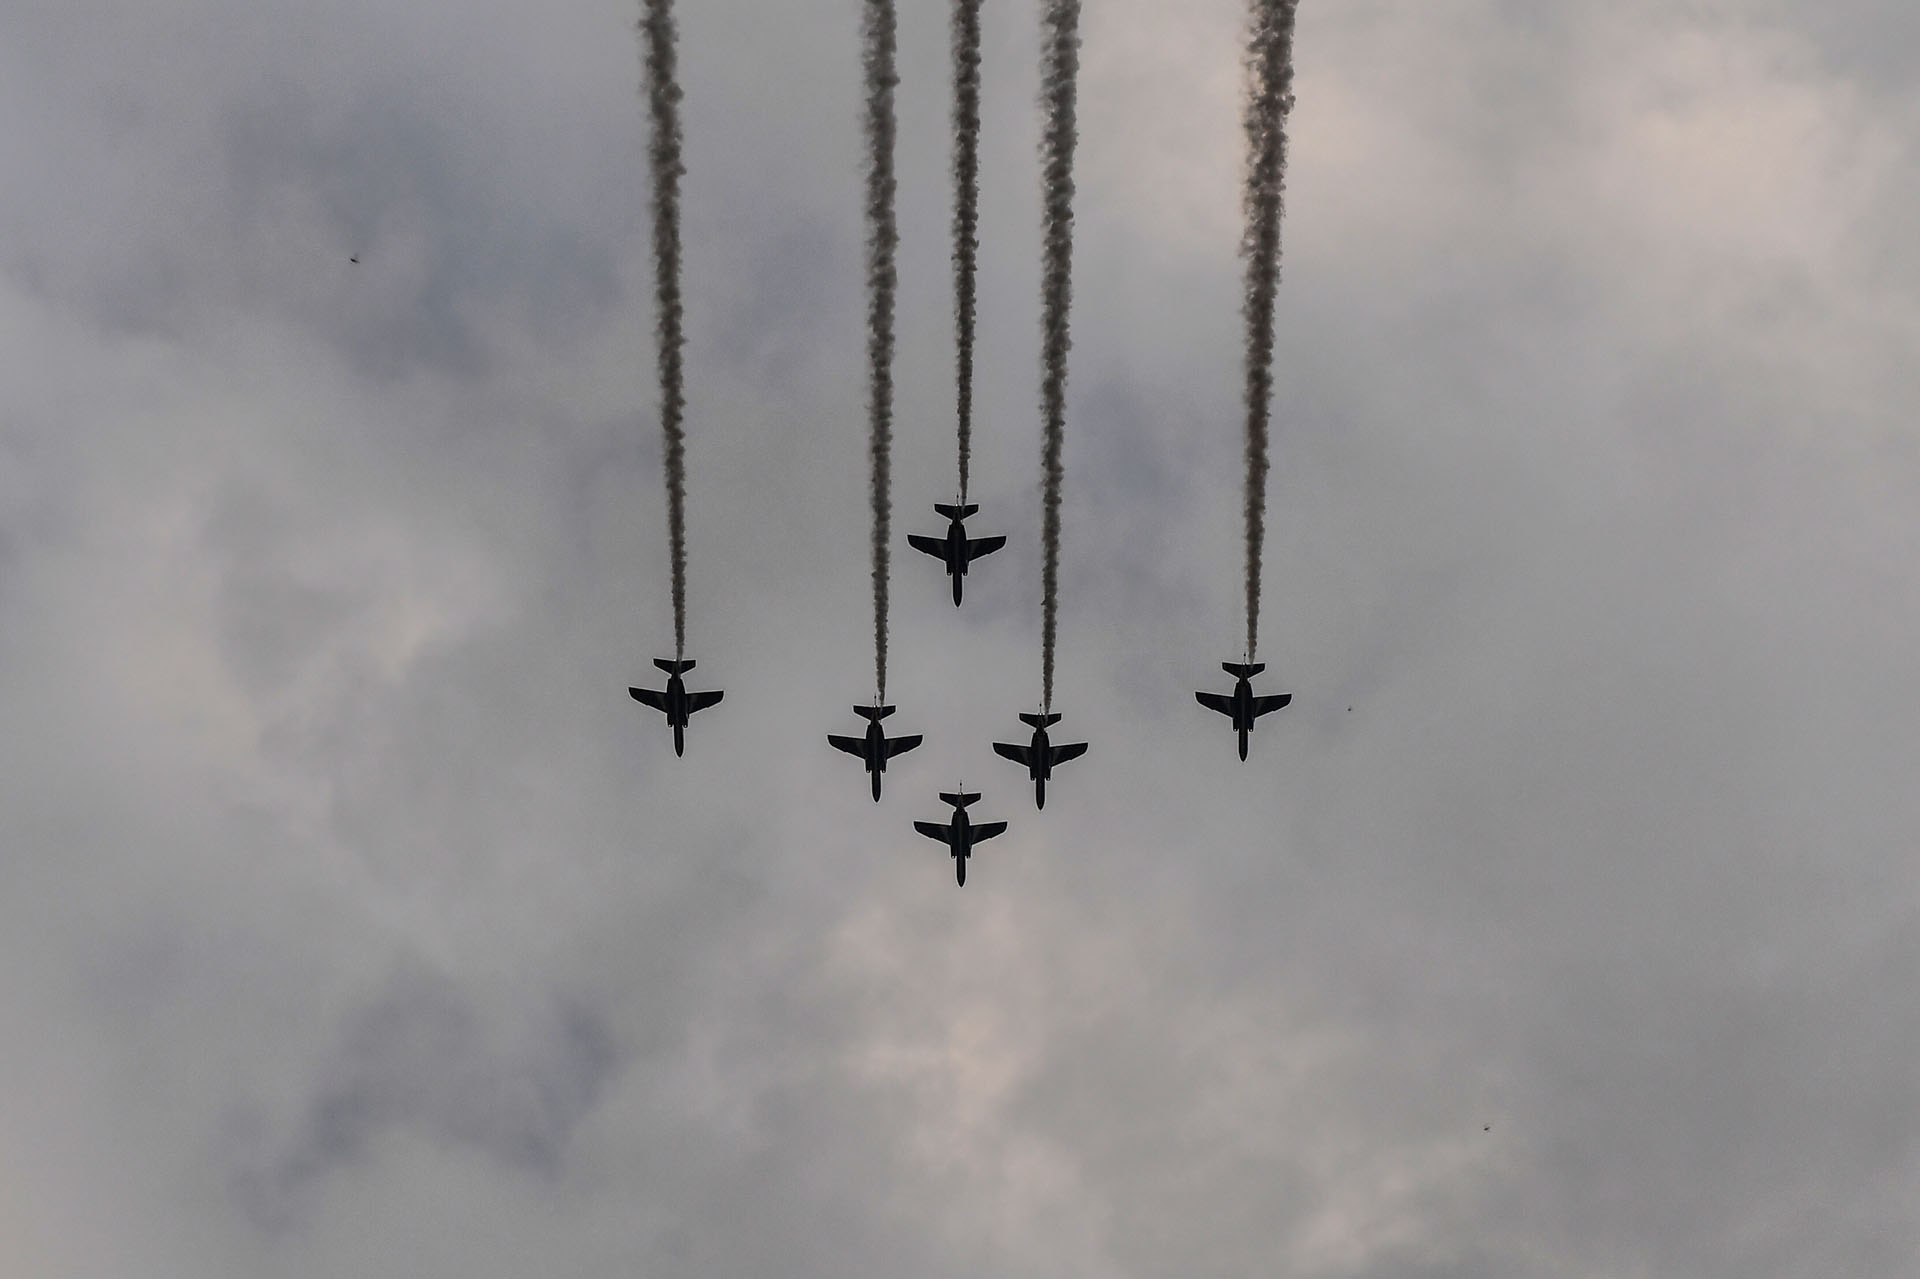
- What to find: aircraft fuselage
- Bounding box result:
[941,812,981,885]
[937,518,972,606]
[1024,726,1052,807]
[662,673,689,755]
[1023,727,1055,781]
[1228,678,1256,760]
[860,721,890,800]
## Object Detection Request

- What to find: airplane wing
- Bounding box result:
[883,734,922,759]
[963,535,1005,562]
[1249,693,1292,718]
[630,687,667,711]
[1195,691,1234,717]
[1048,742,1088,766]
[992,742,1034,767]
[686,690,724,714]
[907,534,947,560]
[970,821,1008,843]
[913,821,955,846]
[827,734,866,758]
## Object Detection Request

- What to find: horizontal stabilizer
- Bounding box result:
[654,658,695,675]
[939,791,982,809]
[630,686,667,712]
[855,705,895,722]
[1018,712,1061,729]
[1222,661,1265,679]
[934,503,979,520]
[992,742,1033,767]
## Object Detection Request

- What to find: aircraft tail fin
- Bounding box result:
[934,503,979,521]
[654,658,695,675]
[1018,712,1062,729]
[1222,661,1266,679]
[854,704,895,722]
[939,790,982,809]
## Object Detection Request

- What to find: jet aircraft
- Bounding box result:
[913,789,1008,887]
[908,503,1005,606]
[629,658,723,756]
[827,705,923,801]
[992,712,1088,810]
[1196,661,1291,761]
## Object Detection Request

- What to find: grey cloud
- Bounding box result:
[234,964,618,1229]
[2,0,1919,1276]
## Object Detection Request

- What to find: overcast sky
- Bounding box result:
[3,0,1918,1275]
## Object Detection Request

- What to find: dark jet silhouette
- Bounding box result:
[1196,661,1291,761]
[908,503,1005,606]
[629,658,723,756]
[992,712,1087,810]
[827,705,923,802]
[913,789,1007,887]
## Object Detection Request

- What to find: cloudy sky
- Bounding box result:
[3,0,1918,1274]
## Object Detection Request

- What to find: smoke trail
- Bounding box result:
[864,0,898,701]
[1038,0,1080,712]
[640,0,687,659]
[1240,0,1298,662]
[951,0,982,503]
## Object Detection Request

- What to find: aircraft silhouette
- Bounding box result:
[913,789,1007,887]
[992,712,1087,810]
[1196,661,1291,761]
[827,705,923,801]
[908,503,1005,606]
[629,658,723,756]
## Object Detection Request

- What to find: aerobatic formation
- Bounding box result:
[629,1,1302,884]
